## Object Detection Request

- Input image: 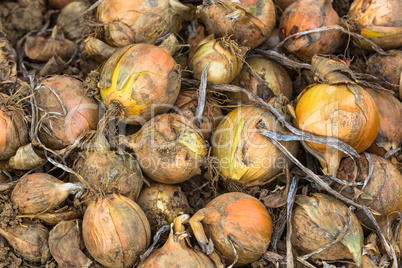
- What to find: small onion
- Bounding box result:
[348,0,402,50]
[366,50,402,90]
[137,183,190,233]
[126,113,207,184]
[57,1,90,41]
[292,193,364,266]
[189,192,273,266]
[279,0,342,61]
[212,105,298,187]
[98,44,181,125]
[82,193,151,268]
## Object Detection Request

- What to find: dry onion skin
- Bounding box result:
[212,106,299,187]
[279,0,342,61]
[36,75,99,150]
[57,1,90,41]
[292,193,364,266]
[126,113,207,184]
[348,0,402,50]
[366,50,402,90]
[98,44,181,125]
[295,83,379,176]
[197,0,276,48]
[190,192,273,266]
[82,193,151,268]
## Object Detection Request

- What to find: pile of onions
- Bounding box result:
[348,0,402,50]
[212,106,298,187]
[98,44,181,125]
[189,192,272,266]
[197,0,276,48]
[125,113,207,184]
[82,193,151,268]
[279,0,342,61]
[36,75,99,150]
[292,193,364,266]
[366,50,402,91]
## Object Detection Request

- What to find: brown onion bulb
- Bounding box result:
[212,105,299,187]
[36,75,99,150]
[11,173,84,215]
[190,192,273,266]
[84,36,117,62]
[292,193,364,266]
[7,143,46,170]
[0,222,51,264]
[279,0,342,61]
[82,193,151,268]
[137,183,190,233]
[348,0,402,50]
[57,1,90,41]
[98,44,181,125]
[49,220,92,268]
[197,0,276,48]
[17,207,82,226]
[366,50,402,91]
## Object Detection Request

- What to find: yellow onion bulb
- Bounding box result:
[212,106,299,187]
[189,38,247,84]
[189,192,273,266]
[99,44,181,125]
[366,50,402,91]
[126,113,207,184]
[197,0,276,48]
[82,193,151,268]
[348,0,402,50]
[295,83,380,176]
[279,0,342,61]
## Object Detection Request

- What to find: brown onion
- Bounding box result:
[84,36,117,62]
[279,0,342,61]
[17,207,82,226]
[190,192,272,266]
[82,193,151,268]
[137,183,190,233]
[36,75,99,150]
[126,113,207,184]
[11,173,84,215]
[366,50,402,91]
[49,220,92,268]
[57,1,90,41]
[7,143,46,170]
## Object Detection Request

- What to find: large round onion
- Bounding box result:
[212,106,299,187]
[98,44,181,125]
[189,192,272,266]
[82,193,151,268]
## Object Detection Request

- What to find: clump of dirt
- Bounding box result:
[0,194,21,229]
[332,0,354,17]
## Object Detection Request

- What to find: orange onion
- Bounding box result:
[366,50,402,91]
[36,75,99,150]
[197,0,276,48]
[189,192,272,266]
[348,0,402,50]
[98,44,181,125]
[279,0,342,61]
[82,193,151,268]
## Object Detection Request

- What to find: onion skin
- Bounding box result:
[82,194,151,268]
[197,0,276,48]
[18,207,82,226]
[366,50,402,90]
[99,44,181,125]
[348,0,402,50]
[279,0,342,61]
[190,192,272,266]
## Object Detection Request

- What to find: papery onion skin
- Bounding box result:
[279,0,342,61]
[82,194,151,268]
[348,0,402,50]
[366,50,402,90]
[98,44,181,125]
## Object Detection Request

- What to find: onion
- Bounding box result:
[11,173,84,215]
[232,55,293,103]
[295,83,379,176]
[82,193,151,268]
[279,0,342,61]
[36,75,99,150]
[335,153,402,228]
[84,37,117,62]
[212,105,298,187]
[125,113,207,184]
[18,207,82,226]
[292,193,364,266]
[49,220,92,268]
[366,50,402,91]
[0,222,51,264]
[57,1,90,41]
[98,44,181,125]
[137,183,190,233]
[348,0,402,50]
[189,192,272,266]
[7,143,46,170]
[189,37,247,84]
[197,0,276,48]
